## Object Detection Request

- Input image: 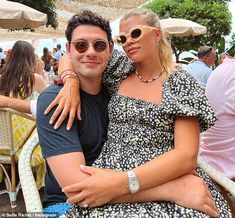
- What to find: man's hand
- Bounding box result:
[44,78,81,130]
[63,165,127,207]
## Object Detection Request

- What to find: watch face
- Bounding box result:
[131,180,139,191]
[130,178,140,193]
[128,170,140,194]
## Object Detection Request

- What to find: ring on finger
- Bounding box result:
[83,203,89,208]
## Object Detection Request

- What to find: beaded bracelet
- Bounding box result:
[60,71,79,83]
[60,69,76,79]
[62,74,78,83]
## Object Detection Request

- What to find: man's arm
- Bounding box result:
[36,85,89,199]
[47,153,89,198]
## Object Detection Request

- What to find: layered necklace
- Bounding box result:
[135,67,164,83]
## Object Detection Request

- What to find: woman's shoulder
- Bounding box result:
[167,67,195,84]
[163,68,216,132]
[166,67,204,95]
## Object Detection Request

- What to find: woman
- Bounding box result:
[47,8,230,217]
[0,41,46,99]
[41,47,53,72]
[0,40,47,189]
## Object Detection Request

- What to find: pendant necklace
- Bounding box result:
[135,67,164,83]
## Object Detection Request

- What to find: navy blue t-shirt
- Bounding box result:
[36,84,110,207]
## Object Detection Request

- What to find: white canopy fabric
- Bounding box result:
[0,0,47,29]
[160,18,207,36]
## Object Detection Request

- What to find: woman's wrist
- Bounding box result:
[60,70,79,85]
[63,77,80,87]
[61,71,77,79]
[118,172,129,196]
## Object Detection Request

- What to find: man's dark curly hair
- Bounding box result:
[65,10,113,44]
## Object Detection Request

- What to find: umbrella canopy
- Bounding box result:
[0,0,47,29]
[160,18,207,36]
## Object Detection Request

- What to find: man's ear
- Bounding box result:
[66,42,71,54]
[202,56,208,64]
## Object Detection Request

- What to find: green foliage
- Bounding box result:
[9,0,58,30]
[226,34,235,56]
[201,0,230,3]
[217,37,226,55]
[143,0,232,62]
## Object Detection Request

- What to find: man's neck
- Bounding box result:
[79,77,102,95]
[198,59,210,67]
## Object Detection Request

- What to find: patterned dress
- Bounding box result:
[66,51,231,217]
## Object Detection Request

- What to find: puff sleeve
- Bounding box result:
[163,69,217,132]
[102,49,135,96]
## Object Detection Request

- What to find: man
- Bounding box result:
[54,44,64,61]
[199,55,235,181]
[50,57,59,75]
[183,45,216,87]
[36,10,217,217]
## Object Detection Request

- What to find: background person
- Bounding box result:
[0,95,37,118]
[199,56,235,181]
[50,57,59,75]
[0,40,47,189]
[54,44,64,61]
[183,45,216,88]
[41,47,53,72]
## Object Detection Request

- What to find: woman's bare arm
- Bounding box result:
[44,54,81,130]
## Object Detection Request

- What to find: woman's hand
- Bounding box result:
[35,59,45,76]
[44,78,81,130]
[164,174,219,217]
[63,165,127,207]
[0,95,9,107]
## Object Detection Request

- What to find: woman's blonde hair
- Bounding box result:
[120,8,174,77]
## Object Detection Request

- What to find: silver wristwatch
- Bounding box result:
[127,170,140,194]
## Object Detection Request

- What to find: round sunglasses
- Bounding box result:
[70,39,109,53]
[114,25,156,46]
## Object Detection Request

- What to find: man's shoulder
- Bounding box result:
[184,60,200,68]
[55,50,64,57]
[184,60,210,72]
[39,85,62,99]
[37,85,63,113]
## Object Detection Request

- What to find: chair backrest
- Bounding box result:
[198,157,235,197]
[0,107,37,209]
[18,130,43,212]
[198,156,235,215]
[0,108,14,150]
[0,108,36,152]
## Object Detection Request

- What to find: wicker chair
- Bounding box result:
[0,108,36,209]
[198,156,235,217]
[18,131,43,212]
[18,137,235,214]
